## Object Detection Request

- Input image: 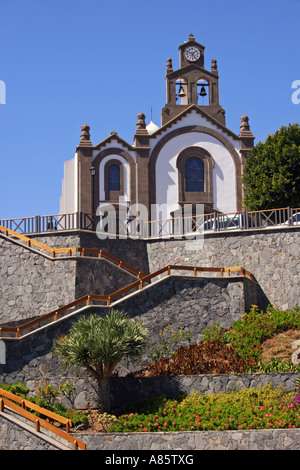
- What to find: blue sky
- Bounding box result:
[0,0,299,220]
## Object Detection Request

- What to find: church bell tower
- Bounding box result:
[161,34,226,126]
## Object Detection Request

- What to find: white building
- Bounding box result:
[60,35,254,231]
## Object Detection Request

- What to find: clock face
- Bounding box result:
[184,46,201,62]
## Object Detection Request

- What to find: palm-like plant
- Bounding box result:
[52,310,148,412]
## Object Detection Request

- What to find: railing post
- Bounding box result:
[287,207,292,225]
[0,398,4,412]
[66,420,71,433]
[78,212,83,230]
[213,212,218,231]
[35,216,41,234]
[36,419,40,432]
[243,210,249,230]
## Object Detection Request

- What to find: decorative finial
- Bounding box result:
[135,112,148,137]
[78,124,92,147]
[239,115,254,138]
[188,34,195,42]
[136,112,146,130]
[211,59,218,71]
[80,124,90,140]
[240,115,250,132]
[166,57,173,72]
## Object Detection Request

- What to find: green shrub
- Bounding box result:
[66,409,89,428]
[150,321,193,364]
[202,322,224,345]
[228,305,300,364]
[131,305,300,377]
[0,380,85,429]
[109,384,300,433]
[1,381,30,398]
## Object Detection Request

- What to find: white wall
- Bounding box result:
[98,154,130,202]
[154,132,237,219]
[59,153,78,214]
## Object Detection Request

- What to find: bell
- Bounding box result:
[199,86,207,97]
[178,85,186,98]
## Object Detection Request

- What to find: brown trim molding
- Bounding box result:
[93,148,136,209]
[149,125,242,211]
[176,146,214,205]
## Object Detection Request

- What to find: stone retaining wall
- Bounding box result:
[145,228,300,310]
[41,226,300,309]
[73,428,300,450]
[1,412,299,450]
[0,236,76,325]
[75,227,300,309]
[110,372,300,410]
[1,227,298,327]
[0,275,257,386]
[0,414,63,450]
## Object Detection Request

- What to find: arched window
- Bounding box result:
[185,157,204,192]
[108,164,120,191]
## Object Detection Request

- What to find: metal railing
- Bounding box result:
[0,207,299,238]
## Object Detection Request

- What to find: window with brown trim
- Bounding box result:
[177,146,214,207]
[185,157,204,192]
[104,159,124,201]
[108,165,121,191]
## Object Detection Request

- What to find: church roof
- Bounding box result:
[149,104,241,141]
[93,131,134,152]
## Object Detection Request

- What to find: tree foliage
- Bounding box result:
[52,310,148,411]
[242,123,300,210]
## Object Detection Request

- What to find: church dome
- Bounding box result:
[146,120,160,135]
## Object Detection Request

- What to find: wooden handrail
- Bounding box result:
[0,387,71,431]
[0,389,86,450]
[0,225,146,277]
[0,264,255,339]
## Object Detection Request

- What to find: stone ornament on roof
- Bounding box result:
[239,115,254,138]
[78,124,92,147]
[135,112,148,135]
[211,59,218,71]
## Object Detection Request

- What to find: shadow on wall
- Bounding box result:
[256,281,271,310]
[110,375,185,410]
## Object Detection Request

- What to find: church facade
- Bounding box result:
[60,35,254,229]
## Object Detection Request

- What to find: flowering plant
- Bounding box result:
[108,385,300,433]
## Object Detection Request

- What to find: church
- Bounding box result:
[59,34,255,233]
